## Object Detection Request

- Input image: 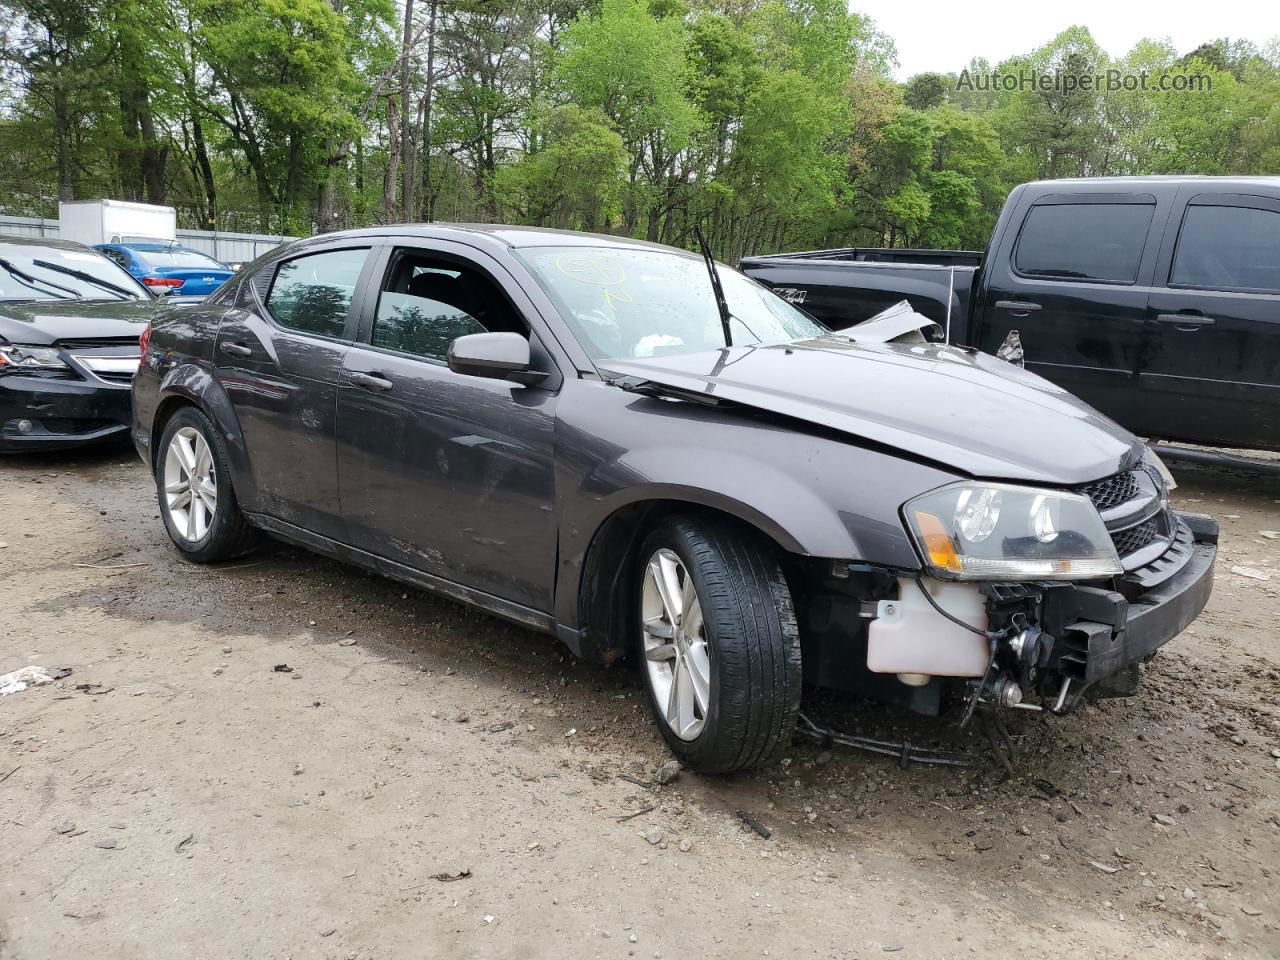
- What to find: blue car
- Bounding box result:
[94,242,234,298]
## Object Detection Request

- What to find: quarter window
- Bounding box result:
[1014,202,1154,283]
[1171,204,1280,292]
[265,248,369,338]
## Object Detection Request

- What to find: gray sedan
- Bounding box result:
[130,225,1216,772]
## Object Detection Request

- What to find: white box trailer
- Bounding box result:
[58,199,177,247]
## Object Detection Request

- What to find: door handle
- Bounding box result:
[219,341,252,358]
[994,300,1042,315]
[1155,313,1216,330]
[347,371,393,392]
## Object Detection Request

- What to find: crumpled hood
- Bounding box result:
[0,299,158,346]
[599,336,1144,485]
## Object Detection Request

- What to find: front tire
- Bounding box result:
[636,516,802,774]
[155,406,259,563]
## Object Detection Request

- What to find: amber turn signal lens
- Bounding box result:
[912,510,962,574]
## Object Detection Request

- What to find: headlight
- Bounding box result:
[0,343,69,372]
[905,482,1122,580]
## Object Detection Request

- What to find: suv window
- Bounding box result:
[1014,202,1154,283]
[1171,203,1280,292]
[371,249,528,361]
[265,248,369,338]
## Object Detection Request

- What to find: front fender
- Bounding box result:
[552,381,961,636]
[580,455,853,558]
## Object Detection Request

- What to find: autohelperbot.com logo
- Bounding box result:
[957,68,1212,94]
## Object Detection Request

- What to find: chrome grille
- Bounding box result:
[1111,518,1159,556]
[1079,468,1171,569]
[1080,472,1140,511]
[90,369,135,384]
[56,338,139,350]
[66,350,140,386]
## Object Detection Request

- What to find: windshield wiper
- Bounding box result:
[0,256,77,300]
[30,259,136,300]
[600,371,725,406]
[694,226,734,348]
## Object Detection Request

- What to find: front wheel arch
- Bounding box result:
[574,498,804,668]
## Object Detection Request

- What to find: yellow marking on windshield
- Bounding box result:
[555,253,632,313]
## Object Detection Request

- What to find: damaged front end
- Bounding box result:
[987,509,1217,712]
[797,457,1217,729]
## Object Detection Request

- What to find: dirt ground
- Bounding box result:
[1,446,1278,960]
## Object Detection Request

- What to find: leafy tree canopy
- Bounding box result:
[0,6,1275,255]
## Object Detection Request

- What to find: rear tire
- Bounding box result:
[635,515,802,774]
[155,406,259,563]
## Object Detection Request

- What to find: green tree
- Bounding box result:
[495,104,626,229]
[988,26,1112,178]
[555,0,701,239]
[1237,48,1280,172]
[903,72,946,110]
[433,2,541,218]
[192,0,391,228]
[2,0,117,200]
[922,108,1007,246]
[1,3,1276,251]
[860,108,933,244]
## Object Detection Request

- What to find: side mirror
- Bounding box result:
[447,332,547,385]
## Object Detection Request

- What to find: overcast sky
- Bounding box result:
[855,0,1274,79]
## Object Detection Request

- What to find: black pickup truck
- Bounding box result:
[742,176,1280,452]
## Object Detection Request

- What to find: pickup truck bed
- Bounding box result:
[741,254,977,340]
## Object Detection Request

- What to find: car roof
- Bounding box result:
[0,234,98,253]
[293,223,701,257]
[120,243,207,253]
[1028,175,1280,191]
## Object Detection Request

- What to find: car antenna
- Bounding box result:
[694,225,733,348]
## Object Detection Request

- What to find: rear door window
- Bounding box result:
[101,248,130,270]
[1171,202,1280,293]
[1014,202,1155,283]
[139,249,226,269]
[265,248,370,338]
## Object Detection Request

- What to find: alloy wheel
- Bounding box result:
[641,548,711,741]
[164,426,217,542]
